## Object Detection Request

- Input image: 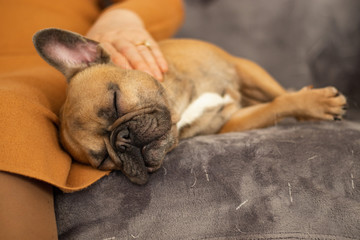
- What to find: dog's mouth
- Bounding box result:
[97,107,175,184]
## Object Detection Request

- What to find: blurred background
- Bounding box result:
[176,0,360,120]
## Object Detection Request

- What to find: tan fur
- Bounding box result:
[158,39,345,133]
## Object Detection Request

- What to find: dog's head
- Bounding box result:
[33,28,178,184]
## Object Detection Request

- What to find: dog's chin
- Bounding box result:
[96,144,166,173]
[97,155,150,185]
[91,135,169,185]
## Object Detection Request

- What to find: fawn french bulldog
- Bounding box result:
[33,28,346,184]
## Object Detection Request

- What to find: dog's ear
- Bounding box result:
[33,28,110,80]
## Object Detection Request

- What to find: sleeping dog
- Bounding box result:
[33,28,346,184]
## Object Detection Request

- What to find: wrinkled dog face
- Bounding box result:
[33,29,178,184]
[61,66,178,184]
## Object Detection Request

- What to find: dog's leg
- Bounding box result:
[233,57,288,105]
[220,86,346,133]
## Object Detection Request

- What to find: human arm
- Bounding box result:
[86,0,184,81]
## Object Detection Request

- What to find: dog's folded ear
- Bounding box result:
[33,28,110,80]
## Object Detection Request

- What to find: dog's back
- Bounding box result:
[159,39,243,138]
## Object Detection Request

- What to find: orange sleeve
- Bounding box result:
[0,0,182,192]
[0,0,108,192]
[104,0,185,40]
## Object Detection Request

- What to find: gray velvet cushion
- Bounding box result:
[55,121,360,239]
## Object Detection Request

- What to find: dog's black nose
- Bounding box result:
[117,127,130,140]
[111,127,131,153]
[115,142,127,153]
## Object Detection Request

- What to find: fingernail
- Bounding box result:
[158,60,168,73]
[124,65,132,70]
[161,64,168,73]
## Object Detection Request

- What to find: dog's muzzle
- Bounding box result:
[102,107,173,184]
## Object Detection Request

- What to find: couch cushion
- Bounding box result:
[55,121,360,239]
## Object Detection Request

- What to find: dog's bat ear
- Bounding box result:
[33,28,110,80]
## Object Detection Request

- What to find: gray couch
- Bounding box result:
[55,1,360,239]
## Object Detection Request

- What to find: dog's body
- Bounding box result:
[33,29,346,184]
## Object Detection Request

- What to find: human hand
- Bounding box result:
[86,9,168,81]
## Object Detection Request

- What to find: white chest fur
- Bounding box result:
[177,92,234,131]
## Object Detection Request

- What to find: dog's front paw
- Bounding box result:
[295,86,347,121]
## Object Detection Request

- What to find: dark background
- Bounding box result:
[176,0,360,119]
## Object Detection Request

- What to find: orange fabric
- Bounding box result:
[0,0,184,192]
[108,0,184,40]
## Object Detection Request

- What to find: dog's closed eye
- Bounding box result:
[113,91,119,118]
[95,91,120,124]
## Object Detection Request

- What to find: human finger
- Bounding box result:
[147,41,168,73]
[136,44,163,81]
[100,42,132,70]
[114,41,154,77]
